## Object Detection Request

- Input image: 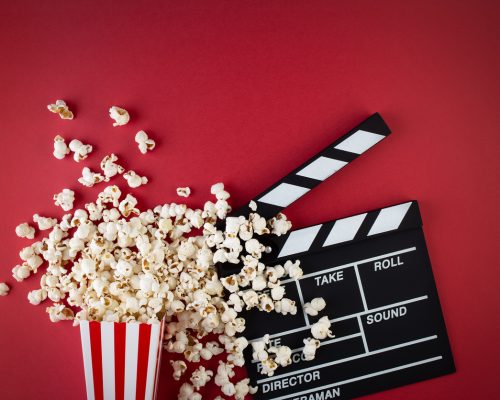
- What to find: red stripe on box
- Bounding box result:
[114,323,126,400]
[89,322,104,400]
[136,324,152,400]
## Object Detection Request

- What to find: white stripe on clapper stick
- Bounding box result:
[323,213,367,247]
[145,323,161,400]
[80,321,95,400]
[257,183,310,207]
[296,156,348,181]
[101,322,116,400]
[278,225,322,258]
[334,130,386,154]
[124,323,140,400]
[368,202,412,236]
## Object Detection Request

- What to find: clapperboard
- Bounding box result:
[218,114,455,400]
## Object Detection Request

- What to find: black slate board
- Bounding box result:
[242,201,455,400]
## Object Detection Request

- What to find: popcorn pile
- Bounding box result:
[2,101,333,399]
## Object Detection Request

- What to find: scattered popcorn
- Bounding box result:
[100,154,125,181]
[0,282,10,296]
[68,139,93,162]
[135,130,156,154]
[53,189,75,211]
[123,170,148,188]
[47,100,74,120]
[178,383,201,400]
[304,297,326,316]
[302,337,320,361]
[176,187,191,198]
[78,167,105,187]
[311,316,334,340]
[109,106,130,127]
[15,223,35,239]
[53,135,70,160]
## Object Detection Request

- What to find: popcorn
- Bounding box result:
[284,260,303,279]
[270,345,292,367]
[169,360,187,381]
[28,289,48,305]
[190,366,213,390]
[11,160,308,398]
[302,337,320,361]
[135,130,156,154]
[304,297,326,316]
[248,200,257,211]
[12,264,31,282]
[15,223,35,239]
[311,316,334,340]
[176,187,191,198]
[33,214,57,230]
[53,189,75,211]
[123,171,148,188]
[100,154,125,180]
[47,100,74,120]
[53,135,70,159]
[109,106,130,127]
[78,167,105,187]
[0,282,10,296]
[178,383,201,400]
[68,139,93,162]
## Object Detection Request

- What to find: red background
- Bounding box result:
[0,1,499,399]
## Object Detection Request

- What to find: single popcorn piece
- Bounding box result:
[109,106,130,127]
[68,139,93,162]
[170,360,187,381]
[248,200,257,211]
[135,130,156,154]
[33,214,57,230]
[100,154,125,180]
[27,289,47,305]
[78,167,105,187]
[123,171,148,188]
[0,282,10,296]
[53,189,75,211]
[311,316,334,340]
[190,366,213,390]
[304,297,326,316]
[53,135,70,160]
[47,100,74,120]
[302,337,320,361]
[177,187,191,198]
[15,223,35,239]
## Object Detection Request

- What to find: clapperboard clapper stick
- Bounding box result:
[218,112,392,277]
[215,113,455,399]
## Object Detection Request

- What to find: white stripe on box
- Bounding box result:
[101,322,115,400]
[323,213,367,246]
[145,323,161,400]
[296,156,348,181]
[257,183,310,207]
[80,321,95,400]
[124,323,140,400]
[368,202,412,236]
[334,130,385,154]
[278,224,322,258]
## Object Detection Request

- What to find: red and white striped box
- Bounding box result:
[79,319,165,400]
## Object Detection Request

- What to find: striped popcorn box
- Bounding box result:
[79,319,165,400]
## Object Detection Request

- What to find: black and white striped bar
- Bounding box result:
[261,201,422,263]
[231,113,391,221]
